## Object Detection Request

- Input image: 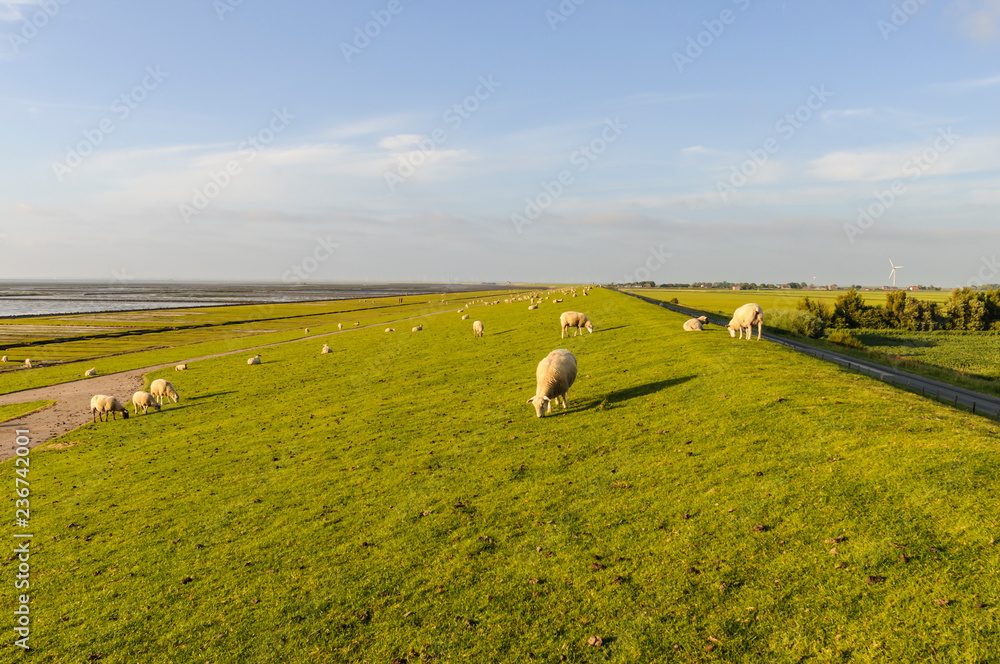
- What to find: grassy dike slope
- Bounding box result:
[5,288,1000,663]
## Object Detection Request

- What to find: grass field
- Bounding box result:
[4,287,1000,662]
[629,288,953,316]
[0,399,54,423]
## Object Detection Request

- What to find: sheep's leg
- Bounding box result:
[756,323,762,340]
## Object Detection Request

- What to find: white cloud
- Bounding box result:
[927,74,1000,92]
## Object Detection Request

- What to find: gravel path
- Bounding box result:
[0,308,458,460]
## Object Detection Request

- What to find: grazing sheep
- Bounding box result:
[473,320,484,337]
[385,328,395,333]
[559,311,594,338]
[175,364,187,371]
[247,355,261,365]
[338,323,343,330]
[90,395,129,423]
[528,305,538,311]
[131,391,161,415]
[412,325,423,332]
[727,303,764,341]
[353,322,359,327]
[0,355,6,362]
[23,359,32,369]
[84,368,97,377]
[461,314,470,320]
[526,349,578,418]
[554,299,563,303]
[683,316,709,332]
[150,379,180,404]
[304,328,309,335]
[321,344,331,354]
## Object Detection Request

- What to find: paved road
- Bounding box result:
[621,289,1000,420]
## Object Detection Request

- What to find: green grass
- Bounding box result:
[4,288,1000,662]
[631,287,953,314]
[0,399,54,423]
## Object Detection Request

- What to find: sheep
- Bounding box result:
[727,303,764,341]
[150,378,180,404]
[321,344,331,354]
[526,349,578,418]
[683,316,709,332]
[353,322,359,326]
[473,320,484,337]
[247,355,261,365]
[84,368,97,377]
[304,328,309,335]
[175,364,187,371]
[559,311,594,338]
[23,359,32,369]
[385,328,395,333]
[338,323,343,330]
[412,325,423,332]
[461,314,470,320]
[528,305,538,311]
[131,391,161,415]
[0,355,6,362]
[90,395,129,423]
[554,299,563,303]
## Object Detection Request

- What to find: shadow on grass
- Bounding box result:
[857,334,936,349]
[574,376,697,411]
[188,391,237,400]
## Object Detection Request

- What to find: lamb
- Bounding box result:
[150,378,180,404]
[412,325,423,332]
[526,349,578,418]
[321,344,331,354]
[473,320,484,337]
[175,364,187,371]
[23,359,31,368]
[131,391,161,415]
[247,355,261,365]
[727,303,764,341]
[461,314,470,320]
[90,395,129,423]
[559,311,594,338]
[683,316,709,332]
[84,368,97,377]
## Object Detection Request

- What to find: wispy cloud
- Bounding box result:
[927,74,1000,92]
[950,0,1000,42]
[0,1,41,22]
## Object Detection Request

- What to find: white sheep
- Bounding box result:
[90,395,129,423]
[84,368,97,377]
[385,328,395,333]
[0,355,7,362]
[150,379,180,404]
[412,325,423,332]
[526,349,578,418]
[461,314,470,320]
[23,359,32,369]
[338,323,343,330]
[304,328,309,335]
[321,344,331,354]
[727,303,764,341]
[131,391,161,415]
[528,304,538,311]
[683,316,709,332]
[247,355,261,365]
[353,322,359,326]
[559,311,594,338]
[473,320,484,337]
[175,364,187,371]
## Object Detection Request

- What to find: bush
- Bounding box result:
[766,309,826,338]
[826,330,866,349]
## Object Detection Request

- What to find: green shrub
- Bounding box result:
[766,309,826,338]
[827,329,866,349]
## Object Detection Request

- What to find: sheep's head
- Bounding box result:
[585,321,594,333]
[726,324,737,338]
[153,402,162,411]
[526,395,551,418]
[122,410,129,420]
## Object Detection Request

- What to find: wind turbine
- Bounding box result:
[888,259,903,288]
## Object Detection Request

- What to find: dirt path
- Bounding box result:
[0,307,461,461]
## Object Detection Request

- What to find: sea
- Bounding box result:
[0,282,516,318]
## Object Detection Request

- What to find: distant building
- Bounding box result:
[908,286,920,291]
[828,284,838,290]
[732,285,742,290]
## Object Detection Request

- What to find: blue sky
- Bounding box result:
[1,0,998,286]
